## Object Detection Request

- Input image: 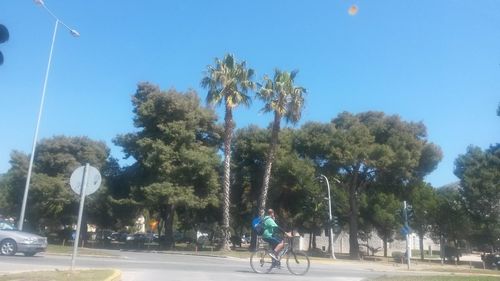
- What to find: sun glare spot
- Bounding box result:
[348,5,359,16]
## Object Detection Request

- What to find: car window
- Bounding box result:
[0,221,16,230]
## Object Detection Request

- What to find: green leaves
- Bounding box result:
[455,145,500,219]
[143,182,196,207]
[294,111,442,258]
[434,184,472,243]
[453,144,500,248]
[202,53,255,109]
[256,69,306,124]
[117,84,221,200]
[28,173,73,227]
[115,84,221,247]
[35,136,109,177]
[367,192,401,238]
[1,136,114,231]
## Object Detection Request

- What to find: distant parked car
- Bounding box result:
[95,229,114,242]
[124,232,158,249]
[110,231,128,242]
[482,252,500,270]
[0,220,47,256]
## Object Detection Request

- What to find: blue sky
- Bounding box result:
[0,0,499,187]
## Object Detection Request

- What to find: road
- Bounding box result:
[0,251,399,281]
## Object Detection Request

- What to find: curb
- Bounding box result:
[104,269,122,281]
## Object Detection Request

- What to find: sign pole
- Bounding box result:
[71,163,89,270]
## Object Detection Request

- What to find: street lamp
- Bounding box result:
[317,174,339,259]
[18,0,79,230]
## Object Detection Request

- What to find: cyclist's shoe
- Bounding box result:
[271,260,281,269]
[268,252,278,260]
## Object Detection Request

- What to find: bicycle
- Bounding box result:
[250,236,310,275]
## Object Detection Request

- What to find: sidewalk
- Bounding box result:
[310,254,499,276]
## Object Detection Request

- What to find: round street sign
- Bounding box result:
[70,165,102,196]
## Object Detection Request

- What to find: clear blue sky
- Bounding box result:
[0,1,499,187]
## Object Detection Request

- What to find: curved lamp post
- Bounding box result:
[317,174,340,260]
[18,0,79,230]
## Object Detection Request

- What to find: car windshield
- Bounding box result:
[0,220,17,231]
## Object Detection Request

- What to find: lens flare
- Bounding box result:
[348,5,359,16]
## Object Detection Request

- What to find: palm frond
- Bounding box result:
[256,68,307,124]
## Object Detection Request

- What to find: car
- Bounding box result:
[94,229,114,242]
[0,220,47,256]
[110,231,128,242]
[481,252,500,270]
[124,232,159,249]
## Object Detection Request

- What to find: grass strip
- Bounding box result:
[47,245,118,257]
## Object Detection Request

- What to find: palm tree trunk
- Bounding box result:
[221,105,234,251]
[258,111,281,213]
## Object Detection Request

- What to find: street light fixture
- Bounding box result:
[317,174,336,259]
[18,0,79,230]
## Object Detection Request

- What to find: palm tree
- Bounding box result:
[201,54,255,251]
[257,69,306,213]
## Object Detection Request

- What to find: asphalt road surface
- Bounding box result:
[0,250,394,281]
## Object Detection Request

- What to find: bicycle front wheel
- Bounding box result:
[250,249,273,274]
[286,251,310,275]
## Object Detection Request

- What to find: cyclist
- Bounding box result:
[262,208,291,261]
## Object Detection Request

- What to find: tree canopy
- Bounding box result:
[114,83,221,249]
[296,111,442,258]
[454,144,500,250]
[2,136,114,232]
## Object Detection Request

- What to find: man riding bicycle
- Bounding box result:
[262,208,291,260]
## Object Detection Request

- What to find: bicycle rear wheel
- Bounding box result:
[286,251,310,275]
[250,249,274,274]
